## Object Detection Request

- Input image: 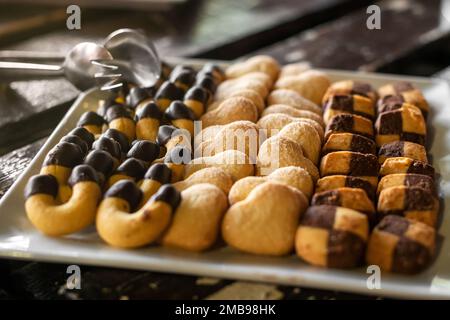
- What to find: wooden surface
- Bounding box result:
[1,0,449,300]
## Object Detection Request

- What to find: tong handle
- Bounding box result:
[0,61,64,82]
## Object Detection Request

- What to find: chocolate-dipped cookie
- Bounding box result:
[154,81,184,111]
[375,104,426,147]
[107,158,147,187]
[366,215,435,274]
[126,86,154,112]
[165,101,196,136]
[325,114,374,140]
[378,141,427,164]
[322,133,376,155]
[76,111,105,135]
[295,205,369,268]
[377,186,439,228]
[323,94,375,123]
[183,86,209,118]
[105,104,136,142]
[379,157,435,178]
[315,175,376,201]
[320,151,379,187]
[135,101,163,142]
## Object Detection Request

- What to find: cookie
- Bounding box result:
[315,175,376,201]
[377,173,436,195]
[322,133,376,155]
[267,89,322,115]
[366,215,435,274]
[311,188,376,223]
[379,157,434,178]
[295,205,369,268]
[323,94,375,123]
[377,82,429,116]
[222,182,308,256]
[322,80,377,104]
[378,141,427,164]
[262,104,325,128]
[325,114,374,140]
[320,151,379,187]
[375,104,426,146]
[377,186,439,228]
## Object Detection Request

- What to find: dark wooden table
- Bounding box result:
[1,0,448,300]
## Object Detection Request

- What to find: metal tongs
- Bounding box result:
[0,29,162,91]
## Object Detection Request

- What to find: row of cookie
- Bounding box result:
[295,80,380,269]
[366,82,437,274]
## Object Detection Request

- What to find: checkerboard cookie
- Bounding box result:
[378,141,427,165]
[322,133,376,155]
[315,175,376,201]
[295,205,369,268]
[377,185,439,228]
[323,94,375,123]
[320,151,379,187]
[322,80,377,105]
[377,173,436,195]
[366,215,435,274]
[378,82,429,117]
[375,103,426,147]
[325,114,374,140]
[379,157,435,178]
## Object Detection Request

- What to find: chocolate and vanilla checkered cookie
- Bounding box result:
[322,80,377,105]
[378,82,429,118]
[378,141,427,165]
[375,104,426,147]
[295,205,369,268]
[377,185,439,228]
[323,95,375,124]
[325,114,374,140]
[366,215,436,274]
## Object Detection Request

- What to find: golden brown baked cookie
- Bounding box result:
[366,215,435,274]
[184,150,254,182]
[222,182,308,256]
[200,96,258,127]
[228,166,313,204]
[161,183,228,252]
[225,55,280,81]
[256,136,319,181]
[173,167,234,195]
[295,205,369,268]
[274,70,331,105]
[262,104,325,127]
[267,89,322,115]
[257,113,324,140]
[277,121,321,164]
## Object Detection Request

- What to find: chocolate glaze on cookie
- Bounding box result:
[69,127,95,147]
[84,150,114,179]
[67,164,99,186]
[115,158,147,180]
[24,174,58,199]
[127,140,160,163]
[135,102,163,121]
[43,142,84,168]
[104,128,130,153]
[144,163,172,184]
[77,111,105,127]
[93,137,122,160]
[150,184,182,210]
[104,180,143,212]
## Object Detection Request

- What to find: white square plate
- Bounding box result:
[1,63,450,299]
